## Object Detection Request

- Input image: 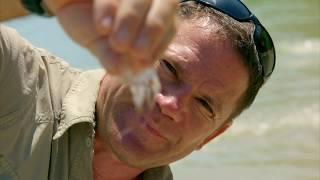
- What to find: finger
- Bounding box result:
[88,38,150,75]
[93,0,118,36]
[125,55,150,73]
[151,18,177,60]
[132,0,178,60]
[125,19,177,74]
[87,37,127,75]
[109,0,152,53]
[57,3,99,47]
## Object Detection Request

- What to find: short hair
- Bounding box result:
[178,2,264,120]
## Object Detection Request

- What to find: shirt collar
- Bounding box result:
[140,166,173,180]
[53,69,105,140]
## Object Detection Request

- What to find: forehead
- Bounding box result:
[164,21,249,119]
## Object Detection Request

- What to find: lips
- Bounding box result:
[140,115,168,141]
[137,106,181,144]
[145,123,167,140]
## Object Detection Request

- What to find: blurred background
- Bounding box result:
[1,0,319,179]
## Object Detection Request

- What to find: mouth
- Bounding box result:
[145,123,167,140]
[140,116,168,141]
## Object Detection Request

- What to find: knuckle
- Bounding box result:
[130,44,149,58]
[161,0,179,11]
[109,38,128,52]
[95,0,117,15]
[125,11,143,22]
[146,20,166,35]
[104,1,117,10]
[117,11,142,28]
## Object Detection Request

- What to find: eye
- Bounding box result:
[160,59,177,77]
[196,97,214,118]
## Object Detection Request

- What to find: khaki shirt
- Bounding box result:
[0,25,173,180]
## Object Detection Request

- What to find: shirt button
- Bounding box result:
[86,137,91,148]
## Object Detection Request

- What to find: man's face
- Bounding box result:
[96,21,249,169]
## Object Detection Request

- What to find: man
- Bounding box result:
[0,0,275,179]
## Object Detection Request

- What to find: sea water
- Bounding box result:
[3,0,319,179]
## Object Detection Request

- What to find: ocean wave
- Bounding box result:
[278,39,320,55]
[228,104,320,136]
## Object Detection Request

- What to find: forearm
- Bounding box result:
[0,0,28,21]
[44,0,91,15]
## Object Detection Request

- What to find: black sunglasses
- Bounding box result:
[180,0,276,82]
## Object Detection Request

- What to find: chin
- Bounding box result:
[102,115,195,169]
[103,110,172,169]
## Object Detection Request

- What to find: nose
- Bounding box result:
[155,85,191,121]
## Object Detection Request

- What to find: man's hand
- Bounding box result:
[45,0,178,74]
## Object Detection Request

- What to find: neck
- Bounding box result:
[93,135,143,180]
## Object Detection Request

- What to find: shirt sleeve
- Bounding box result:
[0,25,57,179]
[0,25,41,119]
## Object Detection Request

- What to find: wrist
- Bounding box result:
[44,0,91,16]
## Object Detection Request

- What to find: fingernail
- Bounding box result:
[134,34,148,50]
[101,16,112,29]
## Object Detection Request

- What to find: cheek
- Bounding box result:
[180,115,212,146]
[98,86,134,140]
[186,103,215,131]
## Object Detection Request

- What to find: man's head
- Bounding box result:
[96,0,272,170]
[178,1,262,120]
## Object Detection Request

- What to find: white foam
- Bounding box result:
[279,39,320,55]
[228,104,320,136]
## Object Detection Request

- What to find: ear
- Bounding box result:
[196,121,233,150]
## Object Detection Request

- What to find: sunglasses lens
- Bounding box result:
[254,25,276,78]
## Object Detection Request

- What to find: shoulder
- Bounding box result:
[0,24,30,51]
